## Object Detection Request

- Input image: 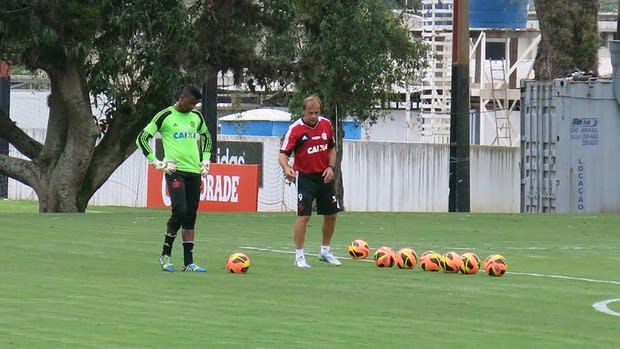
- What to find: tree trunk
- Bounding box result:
[32,62,100,212]
[0,56,168,213]
[331,112,346,211]
[534,0,600,80]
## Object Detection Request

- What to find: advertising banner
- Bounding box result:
[146,164,260,212]
[217,141,264,187]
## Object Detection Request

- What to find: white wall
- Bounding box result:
[342,142,449,211]
[470,145,521,212]
[89,150,147,207]
[6,89,502,146]
[359,110,424,143]
[8,128,147,208]
[9,133,521,212]
[10,90,51,128]
[7,88,521,212]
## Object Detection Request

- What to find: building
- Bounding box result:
[395,0,616,146]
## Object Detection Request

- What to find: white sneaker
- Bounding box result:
[319,251,342,266]
[294,255,311,268]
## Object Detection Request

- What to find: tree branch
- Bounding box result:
[0,110,43,159]
[0,153,37,187]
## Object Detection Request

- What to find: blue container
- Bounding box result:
[220,120,273,136]
[342,121,361,140]
[272,121,292,138]
[276,120,361,140]
[220,119,361,140]
[470,0,529,29]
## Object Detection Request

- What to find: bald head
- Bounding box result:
[301,95,321,126]
[302,95,321,111]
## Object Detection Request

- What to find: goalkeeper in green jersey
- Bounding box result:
[136,85,212,272]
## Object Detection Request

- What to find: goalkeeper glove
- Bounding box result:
[151,159,177,175]
[200,159,210,177]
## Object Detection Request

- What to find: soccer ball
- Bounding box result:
[226,252,251,273]
[460,252,480,274]
[373,246,395,268]
[395,247,417,269]
[484,254,508,277]
[419,251,442,272]
[348,239,370,259]
[440,251,462,273]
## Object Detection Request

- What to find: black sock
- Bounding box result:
[162,233,176,256]
[183,241,194,266]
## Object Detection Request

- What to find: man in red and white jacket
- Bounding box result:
[279,95,341,268]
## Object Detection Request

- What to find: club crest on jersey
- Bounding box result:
[307,144,328,154]
[321,132,327,140]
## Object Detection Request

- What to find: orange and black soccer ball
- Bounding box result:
[419,251,442,272]
[395,247,417,269]
[348,239,370,259]
[440,251,462,273]
[484,254,508,277]
[459,252,481,274]
[373,246,395,268]
[226,252,251,274]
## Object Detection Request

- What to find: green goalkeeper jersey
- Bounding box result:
[136,106,212,174]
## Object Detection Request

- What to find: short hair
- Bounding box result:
[302,95,321,110]
[181,85,202,100]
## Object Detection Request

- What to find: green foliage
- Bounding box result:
[0,0,284,212]
[87,0,204,116]
[600,0,617,12]
[283,0,429,123]
[0,0,274,122]
[0,1,105,67]
[6,64,34,75]
[0,0,428,211]
[534,0,600,79]
[1,0,428,127]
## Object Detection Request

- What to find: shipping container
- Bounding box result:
[521,77,620,212]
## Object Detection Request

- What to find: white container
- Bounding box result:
[521,77,620,212]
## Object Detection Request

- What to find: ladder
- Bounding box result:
[489,59,513,146]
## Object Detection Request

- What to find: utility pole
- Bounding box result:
[0,61,10,198]
[616,0,619,40]
[202,73,218,164]
[448,0,470,212]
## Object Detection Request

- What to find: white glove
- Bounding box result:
[151,159,177,175]
[200,159,210,177]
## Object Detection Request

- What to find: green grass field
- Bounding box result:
[1,199,619,348]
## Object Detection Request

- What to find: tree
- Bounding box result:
[0,0,427,212]
[534,0,600,79]
[0,0,274,212]
[269,0,429,207]
[600,0,617,13]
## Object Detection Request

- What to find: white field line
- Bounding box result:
[240,245,620,316]
[508,272,620,285]
[592,299,620,317]
[240,246,374,263]
[446,246,605,251]
[240,245,620,285]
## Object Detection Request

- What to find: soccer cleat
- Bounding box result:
[159,255,174,272]
[294,255,311,268]
[183,263,206,272]
[319,251,342,266]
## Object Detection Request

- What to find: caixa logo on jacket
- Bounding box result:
[172,131,199,139]
[307,144,329,154]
